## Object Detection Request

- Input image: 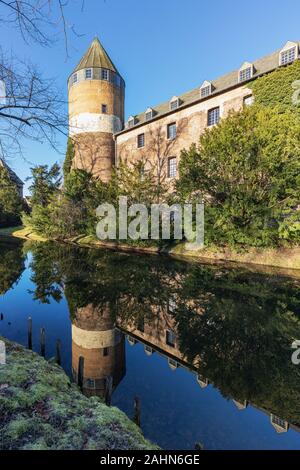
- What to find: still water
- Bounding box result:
[1,238,300,450]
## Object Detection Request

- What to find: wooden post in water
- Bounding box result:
[55,340,61,366]
[40,328,46,357]
[28,317,32,350]
[77,356,84,390]
[105,376,113,406]
[133,396,141,427]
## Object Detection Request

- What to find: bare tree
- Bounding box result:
[0,50,67,160]
[0,0,85,161]
[118,119,189,203]
[0,0,84,54]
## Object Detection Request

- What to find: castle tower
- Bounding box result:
[68,37,125,181]
[71,303,126,398]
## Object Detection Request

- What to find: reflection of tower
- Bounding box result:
[68,37,125,181]
[72,303,125,397]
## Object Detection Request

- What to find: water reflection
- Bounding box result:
[1,240,300,444]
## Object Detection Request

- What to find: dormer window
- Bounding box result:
[280,41,298,66]
[127,116,136,128]
[170,96,180,111]
[239,62,254,83]
[145,108,154,121]
[101,69,109,81]
[200,81,212,98]
[85,69,92,79]
[72,73,78,84]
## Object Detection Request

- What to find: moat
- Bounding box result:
[1,238,300,450]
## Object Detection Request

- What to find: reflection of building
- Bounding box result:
[72,304,125,397]
[70,298,297,436]
[270,414,289,434]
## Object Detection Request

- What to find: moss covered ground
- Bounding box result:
[0,338,158,450]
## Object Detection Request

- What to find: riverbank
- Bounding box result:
[0,337,157,450]
[5,226,300,272]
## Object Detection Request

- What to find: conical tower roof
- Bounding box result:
[72,37,120,75]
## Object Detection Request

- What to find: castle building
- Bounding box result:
[68,39,299,181]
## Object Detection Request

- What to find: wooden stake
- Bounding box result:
[28,317,32,350]
[40,327,46,357]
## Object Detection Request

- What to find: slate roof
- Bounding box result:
[72,37,119,75]
[116,40,300,135]
[0,158,23,187]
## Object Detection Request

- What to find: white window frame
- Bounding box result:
[200,80,212,98]
[168,156,177,178]
[170,96,180,111]
[167,122,177,140]
[137,133,145,148]
[166,330,176,347]
[85,68,92,79]
[145,108,154,121]
[127,116,136,128]
[279,41,298,66]
[101,68,109,81]
[243,95,254,107]
[207,107,220,126]
[238,62,254,83]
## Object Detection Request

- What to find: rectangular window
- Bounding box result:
[103,347,109,357]
[85,69,92,79]
[137,133,145,148]
[145,111,153,121]
[207,107,220,126]
[137,317,145,332]
[166,330,176,347]
[72,73,78,84]
[239,67,252,82]
[280,47,296,66]
[101,69,109,81]
[243,95,254,107]
[102,104,107,114]
[167,123,177,140]
[201,86,211,98]
[128,119,134,128]
[168,157,177,178]
[170,100,179,110]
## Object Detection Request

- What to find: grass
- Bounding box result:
[0,337,158,450]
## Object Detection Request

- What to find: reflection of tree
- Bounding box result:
[0,241,25,294]
[28,242,300,426]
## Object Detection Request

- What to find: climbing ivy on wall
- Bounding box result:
[249,60,300,117]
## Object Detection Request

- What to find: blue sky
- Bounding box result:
[1,0,300,194]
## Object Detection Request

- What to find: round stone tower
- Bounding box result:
[68,37,125,181]
[71,303,126,398]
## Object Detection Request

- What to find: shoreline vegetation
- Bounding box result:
[2,226,300,274]
[0,337,157,450]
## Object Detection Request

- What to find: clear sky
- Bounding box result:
[1,0,300,194]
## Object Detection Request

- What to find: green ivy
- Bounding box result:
[249,60,300,117]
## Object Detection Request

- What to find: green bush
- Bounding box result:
[177,105,300,247]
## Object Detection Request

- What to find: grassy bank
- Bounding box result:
[0,337,157,450]
[7,226,300,271]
